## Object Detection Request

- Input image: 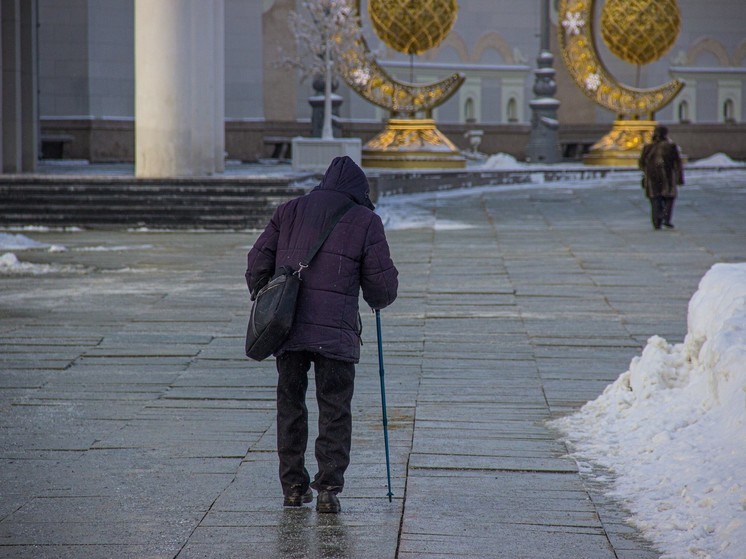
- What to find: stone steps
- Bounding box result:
[0,176,311,230]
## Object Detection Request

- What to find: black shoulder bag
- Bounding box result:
[245,201,355,361]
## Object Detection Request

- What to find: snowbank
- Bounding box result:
[0,232,66,252]
[479,152,528,169]
[692,153,746,168]
[551,263,746,559]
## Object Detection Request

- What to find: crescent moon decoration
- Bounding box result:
[557,0,683,117]
[339,0,465,116]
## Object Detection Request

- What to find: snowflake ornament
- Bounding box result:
[585,72,601,92]
[562,11,585,36]
[350,68,370,87]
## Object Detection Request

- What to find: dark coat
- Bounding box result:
[639,139,684,198]
[245,156,398,363]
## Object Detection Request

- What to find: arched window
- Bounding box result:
[723,99,735,123]
[507,98,517,123]
[464,97,475,123]
[678,100,690,123]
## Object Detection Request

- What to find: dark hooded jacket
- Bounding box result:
[245,156,398,363]
[639,135,684,199]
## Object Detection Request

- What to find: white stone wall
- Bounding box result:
[225,0,263,119]
[38,0,90,116]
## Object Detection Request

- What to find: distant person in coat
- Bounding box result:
[639,125,684,229]
[245,156,398,513]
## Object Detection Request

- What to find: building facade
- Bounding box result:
[2,0,745,171]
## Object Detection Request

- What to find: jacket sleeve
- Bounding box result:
[245,206,281,299]
[639,144,650,170]
[674,144,684,185]
[360,213,398,310]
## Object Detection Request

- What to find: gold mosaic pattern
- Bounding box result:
[338,1,464,115]
[364,118,458,151]
[558,0,683,117]
[368,0,458,55]
[362,118,465,168]
[601,0,681,66]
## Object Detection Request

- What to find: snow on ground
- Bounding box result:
[476,152,586,170]
[0,252,87,275]
[479,152,531,169]
[478,151,745,170]
[0,232,65,251]
[0,233,69,274]
[0,233,154,274]
[374,170,635,231]
[74,244,154,252]
[692,153,746,168]
[551,263,746,559]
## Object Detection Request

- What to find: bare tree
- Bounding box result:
[285,0,369,140]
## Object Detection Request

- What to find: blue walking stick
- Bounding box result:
[375,309,394,502]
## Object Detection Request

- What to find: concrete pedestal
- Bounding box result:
[292,137,362,172]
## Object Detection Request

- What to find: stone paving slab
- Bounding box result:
[1,171,745,557]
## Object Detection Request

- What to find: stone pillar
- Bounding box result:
[19,0,37,172]
[1,0,37,173]
[2,0,21,172]
[213,0,225,172]
[135,0,224,177]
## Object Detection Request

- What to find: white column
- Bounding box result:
[213,0,225,172]
[2,0,22,173]
[135,0,224,177]
[0,1,5,172]
[20,0,37,172]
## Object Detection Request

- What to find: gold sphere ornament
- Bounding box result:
[368,0,458,56]
[600,0,681,66]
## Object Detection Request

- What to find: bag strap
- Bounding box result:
[297,200,355,275]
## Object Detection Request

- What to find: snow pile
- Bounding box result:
[479,152,528,169]
[0,232,66,252]
[692,153,746,168]
[0,252,85,275]
[552,262,746,559]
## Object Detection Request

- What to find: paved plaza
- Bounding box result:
[1,170,745,558]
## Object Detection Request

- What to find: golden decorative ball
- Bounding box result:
[368,0,458,56]
[601,0,681,66]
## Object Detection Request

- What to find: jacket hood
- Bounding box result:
[313,156,375,210]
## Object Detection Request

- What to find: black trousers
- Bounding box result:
[649,196,675,228]
[275,351,355,495]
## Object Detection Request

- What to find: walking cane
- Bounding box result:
[375,309,394,502]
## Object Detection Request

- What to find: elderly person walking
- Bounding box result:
[245,156,398,513]
[639,125,685,230]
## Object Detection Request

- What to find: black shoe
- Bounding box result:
[283,486,313,507]
[663,222,674,228]
[316,490,341,513]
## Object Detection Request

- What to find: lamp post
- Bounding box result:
[526,0,561,163]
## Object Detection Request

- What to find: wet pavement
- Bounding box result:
[1,169,745,558]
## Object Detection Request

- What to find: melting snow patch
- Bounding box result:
[551,262,746,559]
[74,244,154,252]
[479,152,528,169]
[692,153,746,167]
[0,252,86,275]
[0,232,66,252]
